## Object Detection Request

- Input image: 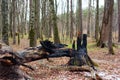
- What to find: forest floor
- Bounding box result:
[10,38,120,80]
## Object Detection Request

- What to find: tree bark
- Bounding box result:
[12,0,16,44]
[25,0,29,35]
[97,0,112,48]
[70,0,74,42]
[1,0,9,45]
[29,0,37,47]
[95,0,99,42]
[0,65,31,80]
[0,35,96,79]
[108,0,114,55]
[118,0,120,42]
[66,0,69,37]
[49,0,60,43]
[76,0,83,34]
[87,0,91,37]
[9,1,13,38]
[35,0,40,39]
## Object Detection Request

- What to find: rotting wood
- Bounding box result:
[0,34,101,80]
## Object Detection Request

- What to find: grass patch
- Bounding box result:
[87,42,97,49]
[67,43,72,48]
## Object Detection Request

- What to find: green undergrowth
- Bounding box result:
[67,42,108,51]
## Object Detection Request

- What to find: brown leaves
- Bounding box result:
[7,38,120,80]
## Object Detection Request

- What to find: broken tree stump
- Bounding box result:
[0,34,98,80]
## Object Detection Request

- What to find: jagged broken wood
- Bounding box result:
[0,34,98,80]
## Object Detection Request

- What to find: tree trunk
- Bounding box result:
[1,0,9,45]
[0,65,31,80]
[48,6,52,38]
[12,0,16,44]
[49,0,60,43]
[9,1,13,38]
[20,0,25,38]
[95,0,99,42]
[70,0,74,42]
[0,0,1,39]
[87,0,91,37]
[118,0,120,42]
[29,0,37,47]
[0,35,97,79]
[35,0,40,39]
[25,0,28,35]
[108,0,114,55]
[97,0,111,48]
[17,11,20,45]
[44,1,50,39]
[66,0,69,37]
[41,0,47,38]
[76,0,82,34]
[16,0,20,45]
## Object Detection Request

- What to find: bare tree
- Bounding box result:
[66,0,69,37]
[1,0,9,45]
[95,0,99,42]
[97,0,109,47]
[29,0,37,47]
[41,0,46,39]
[48,1,52,38]
[118,0,120,42]
[35,0,40,39]
[9,0,13,38]
[49,0,60,43]
[12,0,16,44]
[87,0,91,36]
[108,0,114,54]
[70,0,74,42]
[76,0,82,34]
[0,0,2,39]
[97,0,114,54]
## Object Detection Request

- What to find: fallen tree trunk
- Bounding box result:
[0,50,87,80]
[0,34,98,80]
[22,50,71,63]
[0,61,31,80]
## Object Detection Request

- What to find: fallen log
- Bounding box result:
[0,65,31,80]
[0,34,99,80]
